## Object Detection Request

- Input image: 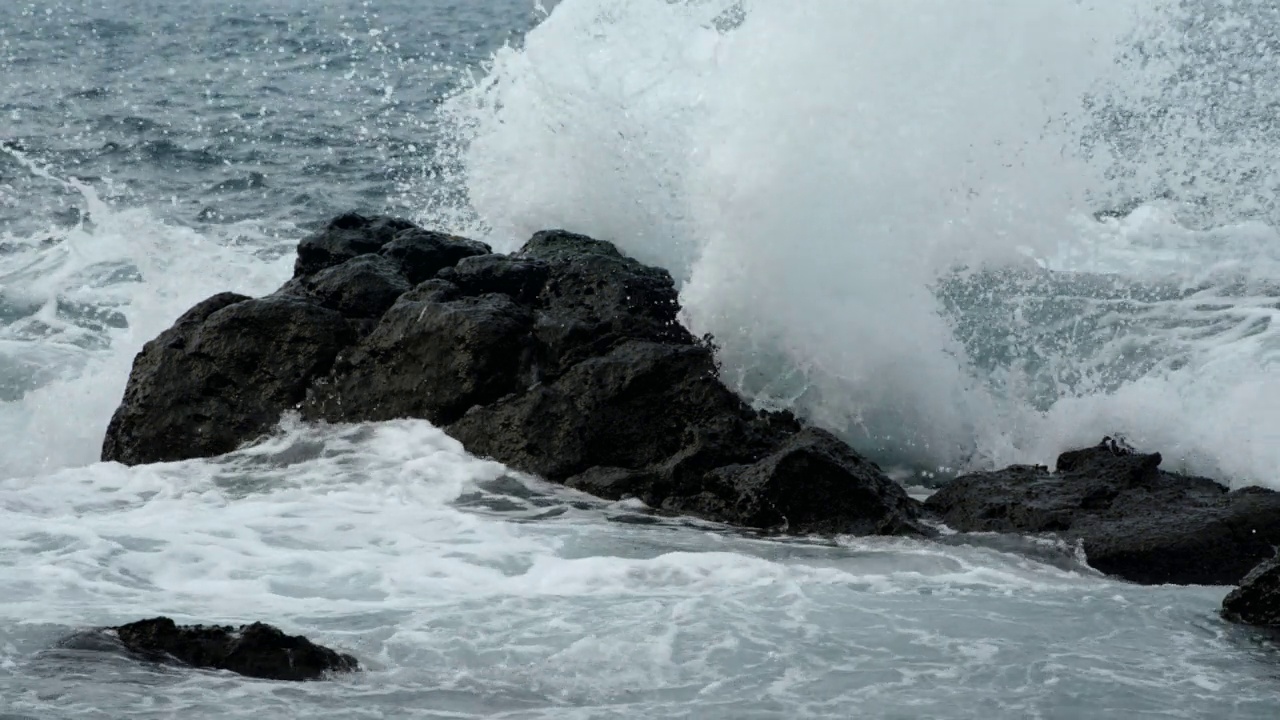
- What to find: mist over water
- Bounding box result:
[5,0,1280,483]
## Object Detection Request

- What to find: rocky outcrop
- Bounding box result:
[304,286,538,425]
[99,211,1280,591]
[101,293,356,465]
[1222,555,1280,627]
[923,439,1280,586]
[102,213,926,538]
[112,617,358,681]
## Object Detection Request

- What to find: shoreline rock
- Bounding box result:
[98,211,1278,603]
[102,213,927,538]
[923,438,1280,586]
[111,617,358,681]
[101,292,356,465]
[1222,555,1280,627]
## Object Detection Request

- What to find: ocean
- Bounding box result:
[2,0,1280,717]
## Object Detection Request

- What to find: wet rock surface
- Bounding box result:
[101,293,356,465]
[110,617,358,681]
[102,213,926,538]
[1223,555,1280,627]
[924,439,1280,586]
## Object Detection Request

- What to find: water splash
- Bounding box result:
[0,146,294,478]
[433,0,1280,484]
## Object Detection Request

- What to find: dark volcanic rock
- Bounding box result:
[114,617,357,681]
[519,229,694,374]
[103,294,356,465]
[280,253,411,322]
[448,341,736,480]
[293,213,489,285]
[304,292,537,426]
[438,254,550,304]
[1223,555,1280,626]
[564,425,922,535]
[381,227,491,284]
[103,214,926,538]
[705,427,924,535]
[294,212,417,278]
[924,439,1280,585]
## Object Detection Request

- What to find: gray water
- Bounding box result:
[3,1,1280,717]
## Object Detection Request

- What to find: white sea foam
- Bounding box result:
[1,419,1272,717]
[0,148,294,479]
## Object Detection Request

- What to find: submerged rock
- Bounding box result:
[923,439,1280,585]
[102,212,926,538]
[1222,555,1280,627]
[112,617,358,681]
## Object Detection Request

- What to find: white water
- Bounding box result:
[3,1,1280,716]
[437,0,1280,485]
[4,418,1273,718]
[0,149,295,479]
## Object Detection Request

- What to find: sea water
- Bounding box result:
[2,1,1279,717]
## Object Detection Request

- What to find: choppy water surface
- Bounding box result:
[3,1,1280,717]
[3,420,1279,719]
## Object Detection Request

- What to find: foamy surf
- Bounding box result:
[0,147,295,478]
[0,418,1272,718]
[3,1,1280,717]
